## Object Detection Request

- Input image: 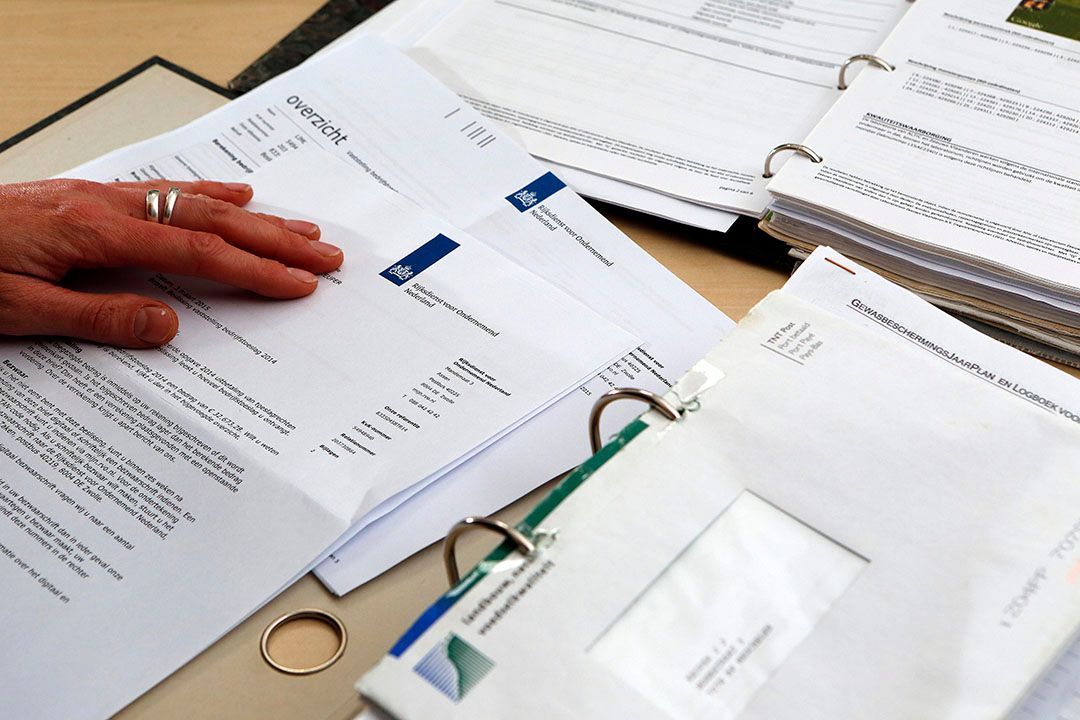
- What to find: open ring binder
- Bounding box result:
[441,388,684,587]
[588,387,684,453]
[763,143,823,179]
[443,516,537,586]
[838,54,895,90]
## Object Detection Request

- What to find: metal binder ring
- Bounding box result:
[588,388,684,454]
[838,54,895,91]
[444,516,536,587]
[259,608,348,675]
[763,143,823,179]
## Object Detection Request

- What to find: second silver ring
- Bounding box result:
[161,187,181,226]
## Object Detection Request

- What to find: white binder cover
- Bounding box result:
[360,248,1080,719]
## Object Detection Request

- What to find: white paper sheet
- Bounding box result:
[59,36,733,594]
[338,0,742,231]
[544,160,739,231]
[0,150,638,719]
[785,248,1080,720]
[385,0,911,215]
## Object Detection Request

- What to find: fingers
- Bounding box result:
[107,218,322,299]
[46,181,341,299]
[110,188,343,274]
[0,274,178,348]
[253,212,323,241]
[166,194,342,271]
[109,179,254,207]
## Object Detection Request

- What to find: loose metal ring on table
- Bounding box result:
[259,608,348,675]
[144,189,160,223]
[588,387,684,454]
[161,187,182,226]
[444,516,536,587]
[762,143,823,179]
[838,54,895,91]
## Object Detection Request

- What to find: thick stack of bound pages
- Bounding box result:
[762,0,1080,363]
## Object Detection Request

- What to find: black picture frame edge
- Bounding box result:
[0,56,235,155]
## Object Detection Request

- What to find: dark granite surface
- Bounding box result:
[229,0,394,93]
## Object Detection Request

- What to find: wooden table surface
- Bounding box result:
[1,2,1061,719]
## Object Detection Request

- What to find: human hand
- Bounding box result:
[0,178,343,348]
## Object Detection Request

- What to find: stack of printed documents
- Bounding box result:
[0,37,734,718]
[353,0,914,228]
[359,247,1080,720]
[356,0,1080,361]
[63,35,739,598]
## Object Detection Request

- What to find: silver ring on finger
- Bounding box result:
[145,189,161,223]
[162,187,181,226]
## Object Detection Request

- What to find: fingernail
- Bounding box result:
[309,240,341,257]
[134,306,173,344]
[287,267,318,284]
[285,219,320,237]
[224,182,251,192]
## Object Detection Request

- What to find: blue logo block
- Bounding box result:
[505,172,567,212]
[413,633,495,703]
[381,234,461,286]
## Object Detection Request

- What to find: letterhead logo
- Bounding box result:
[505,172,567,212]
[380,234,460,286]
[386,264,414,282]
[413,633,495,703]
[513,189,539,208]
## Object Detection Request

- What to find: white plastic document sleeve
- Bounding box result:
[591,492,866,720]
